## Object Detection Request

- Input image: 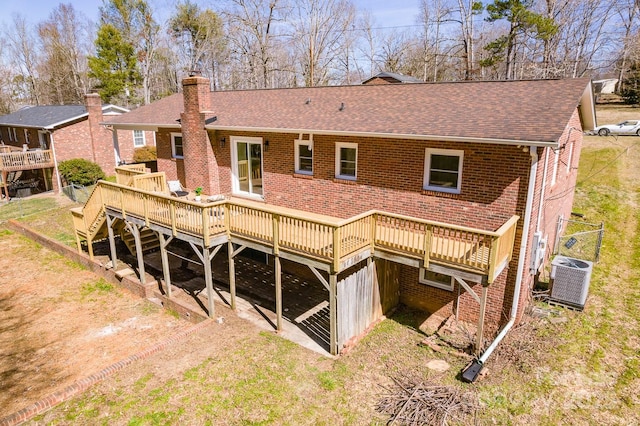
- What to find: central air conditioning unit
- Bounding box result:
[550,255,593,310]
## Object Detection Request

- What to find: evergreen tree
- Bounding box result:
[481,0,557,79]
[622,60,640,104]
[87,23,140,104]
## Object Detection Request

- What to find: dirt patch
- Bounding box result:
[0,230,191,416]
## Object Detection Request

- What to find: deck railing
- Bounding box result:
[78,181,519,282]
[0,149,54,171]
[115,164,148,185]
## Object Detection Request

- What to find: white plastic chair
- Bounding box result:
[168,180,188,197]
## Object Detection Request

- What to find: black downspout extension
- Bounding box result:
[461,359,484,383]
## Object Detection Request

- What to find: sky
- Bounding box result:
[0,0,422,29]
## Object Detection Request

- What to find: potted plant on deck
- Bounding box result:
[194,186,203,202]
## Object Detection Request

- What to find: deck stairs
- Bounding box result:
[72,170,165,259]
[120,225,160,256]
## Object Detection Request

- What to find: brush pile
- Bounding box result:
[377,375,478,425]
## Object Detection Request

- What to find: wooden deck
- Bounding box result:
[73,168,519,283]
[0,149,55,172]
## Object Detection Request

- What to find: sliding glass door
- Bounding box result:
[233,137,263,197]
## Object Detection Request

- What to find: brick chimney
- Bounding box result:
[84,93,115,173]
[181,76,220,195]
[85,93,102,163]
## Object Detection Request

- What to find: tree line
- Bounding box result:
[0,0,637,113]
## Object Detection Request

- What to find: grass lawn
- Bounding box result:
[5,106,640,424]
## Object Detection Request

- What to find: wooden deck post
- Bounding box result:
[158,233,172,298]
[130,224,146,285]
[1,170,8,200]
[202,246,215,318]
[228,241,236,310]
[329,273,338,355]
[105,214,118,271]
[476,286,488,355]
[275,255,282,332]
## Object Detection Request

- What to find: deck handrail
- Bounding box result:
[115,164,148,185]
[0,149,54,171]
[77,180,519,282]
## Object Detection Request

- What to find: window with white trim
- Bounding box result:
[419,269,454,291]
[23,129,30,144]
[423,148,463,194]
[9,127,17,142]
[133,130,146,147]
[294,139,313,175]
[171,133,184,159]
[335,142,357,180]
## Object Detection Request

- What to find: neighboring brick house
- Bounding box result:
[103,76,596,358]
[0,94,154,194]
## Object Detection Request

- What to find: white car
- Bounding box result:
[594,120,640,136]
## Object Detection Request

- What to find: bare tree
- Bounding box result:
[5,14,42,105]
[614,0,640,92]
[290,0,356,86]
[225,0,289,89]
[38,4,92,104]
[169,1,226,90]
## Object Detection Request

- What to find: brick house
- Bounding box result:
[95,76,595,359]
[0,94,154,196]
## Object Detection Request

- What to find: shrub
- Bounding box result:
[58,159,106,186]
[133,145,157,162]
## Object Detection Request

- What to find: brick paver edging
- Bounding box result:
[0,319,213,426]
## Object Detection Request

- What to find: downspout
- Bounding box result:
[536,148,550,232]
[463,146,538,382]
[49,131,62,193]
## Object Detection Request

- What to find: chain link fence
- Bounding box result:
[61,183,91,204]
[554,217,604,263]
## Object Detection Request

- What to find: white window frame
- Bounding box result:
[423,148,463,194]
[133,130,146,147]
[335,142,357,180]
[23,129,30,144]
[9,127,17,142]
[171,133,184,159]
[419,268,454,291]
[294,139,313,175]
[230,135,264,199]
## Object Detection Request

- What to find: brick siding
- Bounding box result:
[151,86,583,331]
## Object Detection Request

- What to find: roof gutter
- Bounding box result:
[103,123,564,148]
[462,146,538,382]
[101,122,165,131]
[204,125,559,148]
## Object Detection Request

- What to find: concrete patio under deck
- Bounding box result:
[138,242,333,356]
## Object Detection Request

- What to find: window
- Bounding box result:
[171,133,183,158]
[23,129,30,144]
[294,140,313,175]
[9,127,17,142]
[423,148,463,194]
[335,142,357,180]
[419,269,454,291]
[133,130,146,147]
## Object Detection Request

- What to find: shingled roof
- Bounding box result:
[105,78,595,145]
[0,104,128,129]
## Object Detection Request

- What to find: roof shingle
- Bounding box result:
[105,78,592,143]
